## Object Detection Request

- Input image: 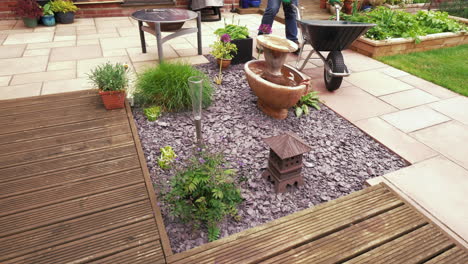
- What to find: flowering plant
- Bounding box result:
[88,62,129,92]
[210,34,238,60]
[14,0,43,19]
[258,24,272,34]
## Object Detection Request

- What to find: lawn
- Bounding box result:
[377,44,468,96]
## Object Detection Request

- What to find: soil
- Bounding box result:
[132,57,407,253]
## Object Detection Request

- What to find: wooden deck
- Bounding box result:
[1,91,467,263]
[0,90,171,263]
[169,183,468,264]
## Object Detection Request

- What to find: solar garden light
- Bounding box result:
[188,76,203,146]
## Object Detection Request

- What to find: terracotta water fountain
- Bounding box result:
[244,34,310,119]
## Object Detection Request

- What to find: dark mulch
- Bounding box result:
[132,57,407,253]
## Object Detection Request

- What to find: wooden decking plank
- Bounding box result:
[0,103,113,125]
[424,247,468,264]
[0,156,141,199]
[0,133,134,169]
[0,144,137,184]
[0,90,95,110]
[4,219,160,264]
[0,200,155,261]
[168,184,387,263]
[261,205,426,264]
[90,240,166,264]
[0,123,131,156]
[0,168,144,217]
[0,107,125,135]
[0,183,148,238]
[0,115,127,145]
[168,185,402,264]
[345,224,454,264]
[0,95,102,117]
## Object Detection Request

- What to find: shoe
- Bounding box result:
[292,40,300,56]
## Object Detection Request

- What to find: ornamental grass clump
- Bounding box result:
[164,148,243,242]
[134,62,214,111]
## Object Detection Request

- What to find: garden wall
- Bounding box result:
[0,0,239,20]
[350,31,468,57]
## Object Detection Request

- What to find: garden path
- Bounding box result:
[0,90,171,263]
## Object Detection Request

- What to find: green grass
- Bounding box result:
[377,45,468,96]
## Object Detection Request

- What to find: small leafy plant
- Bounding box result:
[144,105,162,121]
[88,62,129,92]
[42,3,54,16]
[164,148,243,242]
[14,0,43,19]
[295,91,321,118]
[49,0,78,13]
[214,16,249,40]
[158,146,177,169]
[210,34,238,85]
[134,62,214,111]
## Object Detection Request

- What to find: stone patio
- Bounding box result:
[0,14,467,249]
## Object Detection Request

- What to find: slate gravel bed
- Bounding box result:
[132,58,407,253]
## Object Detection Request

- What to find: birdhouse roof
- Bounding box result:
[263,131,312,159]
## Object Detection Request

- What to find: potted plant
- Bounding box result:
[88,62,129,110]
[210,34,238,69]
[14,0,43,28]
[49,0,78,24]
[214,17,252,64]
[41,3,55,26]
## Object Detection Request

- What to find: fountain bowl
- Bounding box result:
[244,60,309,120]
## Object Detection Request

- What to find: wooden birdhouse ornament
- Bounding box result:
[262,131,312,193]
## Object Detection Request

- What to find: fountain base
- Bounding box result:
[244,60,309,120]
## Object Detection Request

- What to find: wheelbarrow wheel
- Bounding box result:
[324,51,345,91]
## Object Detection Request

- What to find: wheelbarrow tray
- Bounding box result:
[298,20,375,51]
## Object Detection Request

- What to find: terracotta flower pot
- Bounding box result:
[217,58,232,69]
[99,90,126,110]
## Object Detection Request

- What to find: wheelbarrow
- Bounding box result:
[294,4,375,91]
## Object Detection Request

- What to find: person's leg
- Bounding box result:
[283,0,298,41]
[259,0,281,33]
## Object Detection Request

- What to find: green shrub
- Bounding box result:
[214,17,249,40]
[343,8,467,42]
[164,149,243,241]
[134,62,214,111]
[49,0,78,13]
[88,62,129,92]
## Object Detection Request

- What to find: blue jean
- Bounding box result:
[260,0,299,41]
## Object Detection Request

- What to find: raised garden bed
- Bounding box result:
[351,31,468,57]
[132,57,407,253]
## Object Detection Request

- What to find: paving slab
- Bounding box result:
[346,70,414,96]
[381,105,451,133]
[382,156,468,244]
[0,83,42,100]
[23,48,50,57]
[0,56,48,76]
[341,50,388,72]
[0,76,11,86]
[100,36,143,50]
[378,66,410,78]
[26,41,75,50]
[379,89,440,110]
[50,45,103,62]
[3,32,54,45]
[314,79,397,122]
[47,61,77,72]
[0,44,25,59]
[11,70,76,85]
[355,117,437,164]
[411,121,468,171]
[42,78,93,95]
[429,96,468,126]
[398,75,458,99]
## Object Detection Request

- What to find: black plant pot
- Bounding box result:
[231,37,253,64]
[56,12,75,24]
